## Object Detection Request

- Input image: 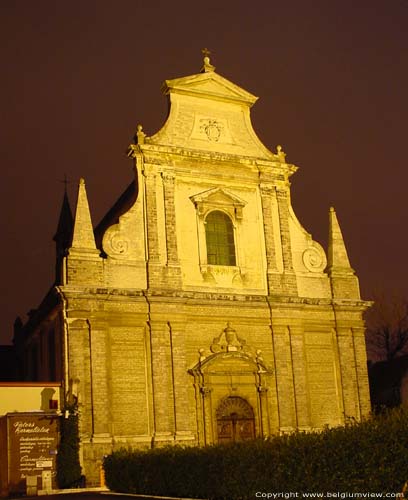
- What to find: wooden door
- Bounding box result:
[216,397,255,444]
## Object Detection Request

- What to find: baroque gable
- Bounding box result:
[146,69,278,160]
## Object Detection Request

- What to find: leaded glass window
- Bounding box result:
[205,211,236,266]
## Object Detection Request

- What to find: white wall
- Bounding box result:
[0,383,60,415]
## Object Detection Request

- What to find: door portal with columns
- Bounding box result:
[188,325,274,445]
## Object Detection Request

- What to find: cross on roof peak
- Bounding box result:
[60,173,70,192]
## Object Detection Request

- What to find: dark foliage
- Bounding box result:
[104,408,408,499]
[57,405,82,488]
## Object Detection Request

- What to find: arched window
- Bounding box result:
[205,211,236,266]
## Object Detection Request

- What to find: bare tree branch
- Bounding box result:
[365,291,408,362]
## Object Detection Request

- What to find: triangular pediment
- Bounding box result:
[163,71,258,106]
[190,187,247,208]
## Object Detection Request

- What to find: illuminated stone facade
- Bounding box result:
[20,57,371,484]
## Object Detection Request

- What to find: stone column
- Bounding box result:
[255,351,275,437]
[257,385,270,437]
[191,370,205,446]
[201,386,214,445]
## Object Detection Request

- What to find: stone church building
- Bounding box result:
[18,55,371,483]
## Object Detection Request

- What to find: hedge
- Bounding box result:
[103,408,408,499]
[57,405,82,488]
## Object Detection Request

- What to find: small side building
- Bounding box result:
[0,383,61,496]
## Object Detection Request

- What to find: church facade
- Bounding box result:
[19,56,371,484]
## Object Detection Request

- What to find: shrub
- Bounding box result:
[56,404,82,488]
[104,408,408,499]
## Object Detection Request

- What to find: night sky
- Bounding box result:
[1,1,407,344]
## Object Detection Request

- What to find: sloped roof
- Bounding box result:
[53,189,73,248]
[94,180,137,250]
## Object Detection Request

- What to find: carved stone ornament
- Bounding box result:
[190,335,271,376]
[200,264,244,287]
[102,224,130,259]
[210,323,247,353]
[200,386,212,397]
[259,183,275,196]
[161,171,175,184]
[276,144,287,162]
[302,243,327,273]
[200,119,223,142]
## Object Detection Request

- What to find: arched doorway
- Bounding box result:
[216,396,255,443]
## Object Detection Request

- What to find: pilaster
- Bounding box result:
[88,319,111,438]
[289,325,311,429]
[144,166,160,263]
[334,326,356,422]
[271,324,297,430]
[352,326,371,418]
[168,321,196,441]
[161,173,182,288]
[144,165,165,290]
[259,183,281,294]
[149,321,175,441]
[67,319,92,438]
[276,188,298,296]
